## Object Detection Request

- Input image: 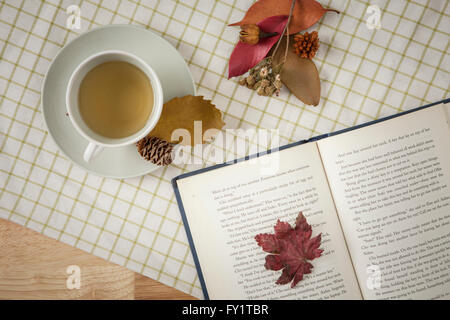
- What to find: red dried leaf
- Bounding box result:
[229,0,339,35]
[274,220,291,237]
[255,212,323,288]
[228,15,288,78]
[255,233,280,253]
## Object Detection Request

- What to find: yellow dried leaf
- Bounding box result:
[149,95,225,146]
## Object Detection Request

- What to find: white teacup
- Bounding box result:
[66,50,163,163]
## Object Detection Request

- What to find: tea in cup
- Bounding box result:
[66,50,163,162]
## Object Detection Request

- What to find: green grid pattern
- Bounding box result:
[0,0,449,299]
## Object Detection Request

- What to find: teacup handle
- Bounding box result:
[83,142,103,163]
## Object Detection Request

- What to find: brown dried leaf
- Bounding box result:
[149,95,225,146]
[272,36,321,106]
[229,0,339,35]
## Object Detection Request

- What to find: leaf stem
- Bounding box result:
[283,22,290,65]
[327,8,340,14]
[271,0,296,60]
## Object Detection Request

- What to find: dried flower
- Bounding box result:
[238,57,283,97]
[260,79,270,88]
[246,75,256,86]
[260,67,269,78]
[265,85,276,96]
[239,24,260,45]
[256,85,266,96]
[293,31,320,59]
[274,78,282,90]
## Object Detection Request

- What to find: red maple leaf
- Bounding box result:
[255,212,323,288]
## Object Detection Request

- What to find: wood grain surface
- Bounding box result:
[0,218,196,300]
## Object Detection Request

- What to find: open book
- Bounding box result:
[173,100,450,300]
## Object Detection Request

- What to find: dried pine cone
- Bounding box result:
[293,31,319,59]
[137,136,173,166]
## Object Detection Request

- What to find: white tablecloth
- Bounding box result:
[0,0,448,298]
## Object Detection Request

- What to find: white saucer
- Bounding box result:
[41,25,196,179]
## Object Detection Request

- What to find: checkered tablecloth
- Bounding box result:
[0,0,448,299]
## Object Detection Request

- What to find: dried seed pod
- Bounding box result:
[293,31,320,59]
[239,24,260,45]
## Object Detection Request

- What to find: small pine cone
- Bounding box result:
[293,31,319,59]
[137,136,173,166]
[239,78,247,86]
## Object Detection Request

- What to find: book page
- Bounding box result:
[318,105,450,300]
[176,142,361,300]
